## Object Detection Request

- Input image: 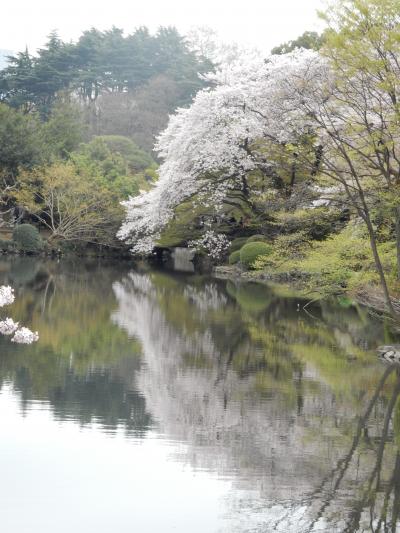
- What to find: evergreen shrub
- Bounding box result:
[240,242,272,269]
[229,250,241,264]
[12,224,43,253]
[230,237,248,252]
[247,234,268,243]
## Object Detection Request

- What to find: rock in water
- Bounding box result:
[377,345,400,363]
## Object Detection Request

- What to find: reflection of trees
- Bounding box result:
[0,258,153,437]
[112,270,400,531]
[2,259,400,530]
[300,365,400,532]
[48,367,151,437]
[1,257,141,366]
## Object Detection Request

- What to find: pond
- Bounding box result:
[0,257,399,532]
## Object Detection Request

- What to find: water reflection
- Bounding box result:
[0,257,152,436]
[112,271,400,531]
[1,257,400,531]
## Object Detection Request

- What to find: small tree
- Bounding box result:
[14,161,123,246]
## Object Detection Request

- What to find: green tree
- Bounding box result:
[14,161,123,246]
[0,103,43,185]
[0,48,37,112]
[310,0,400,314]
[0,26,213,150]
[41,99,86,159]
[85,135,153,172]
[271,31,325,55]
[33,31,76,115]
[72,135,156,198]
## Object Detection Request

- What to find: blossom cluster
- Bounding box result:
[0,286,15,307]
[11,327,39,344]
[0,317,19,335]
[188,231,230,261]
[0,285,39,345]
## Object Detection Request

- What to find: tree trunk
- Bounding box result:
[395,206,400,281]
[287,159,296,197]
[365,215,396,317]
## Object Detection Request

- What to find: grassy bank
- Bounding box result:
[217,222,400,317]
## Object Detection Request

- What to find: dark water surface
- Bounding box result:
[1,257,400,532]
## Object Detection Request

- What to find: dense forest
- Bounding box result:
[0,26,212,252]
[0,27,211,145]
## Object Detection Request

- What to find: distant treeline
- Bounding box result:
[0,27,212,151]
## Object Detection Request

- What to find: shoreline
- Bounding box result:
[213,265,398,321]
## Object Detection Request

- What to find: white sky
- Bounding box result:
[1,0,326,54]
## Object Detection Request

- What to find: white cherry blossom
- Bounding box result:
[188,231,230,260]
[0,286,15,307]
[0,285,39,344]
[118,49,324,254]
[11,327,39,345]
[0,318,19,335]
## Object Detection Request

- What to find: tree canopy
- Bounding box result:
[271,31,326,55]
[0,26,212,117]
[118,0,400,317]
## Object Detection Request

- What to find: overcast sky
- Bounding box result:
[1,0,326,54]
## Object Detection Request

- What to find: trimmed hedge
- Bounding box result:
[240,241,272,269]
[228,250,241,264]
[230,237,248,252]
[247,234,268,243]
[12,224,43,253]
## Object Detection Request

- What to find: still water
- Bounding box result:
[0,257,400,532]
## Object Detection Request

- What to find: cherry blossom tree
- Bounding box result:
[118,49,321,253]
[118,3,400,316]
